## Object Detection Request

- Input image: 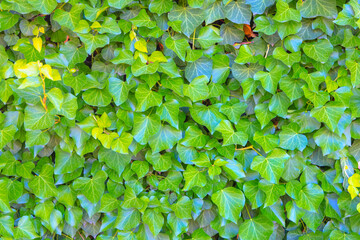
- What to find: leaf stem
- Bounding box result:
[300,218,307,232]
[112,230,119,239]
[245,204,252,219]
[192,30,196,50]
[264,44,270,58]
[236,145,263,156]
[236,146,253,151]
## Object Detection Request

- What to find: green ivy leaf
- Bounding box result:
[211,187,245,223]
[156,99,179,129]
[273,0,301,22]
[295,183,324,212]
[224,0,251,24]
[0,125,17,149]
[24,105,55,130]
[168,5,205,37]
[238,215,274,240]
[245,0,275,15]
[149,0,173,15]
[310,101,346,132]
[170,196,193,219]
[143,209,164,236]
[130,9,156,28]
[82,88,112,107]
[298,0,337,18]
[53,4,84,30]
[54,149,84,175]
[149,124,182,153]
[165,37,190,61]
[197,26,223,49]
[27,0,56,14]
[251,148,290,183]
[78,33,109,55]
[14,216,39,239]
[72,170,107,203]
[254,65,283,94]
[183,75,209,102]
[132,113,161,145]
[131,58,159,76]
[215,120,248,146]
[183,165,207,191]
[29,164,58,199]
[135,84,162,112]
[254,103,276,129]
[190,104,226,134]
[279,123,308,151]
[302,39,333,63]
[313,127,346,155]
[273,47,301,66]
[254,131,279,153]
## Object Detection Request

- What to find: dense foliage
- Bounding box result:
[1,0,360,239]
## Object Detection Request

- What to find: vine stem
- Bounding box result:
[38,62,47,112]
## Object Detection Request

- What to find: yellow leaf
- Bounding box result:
[32,26,39,36]
[149,51,167,63]
[33,37,42,52]
[91,21,102,29]
[40,64,53,80]
[96,6,108,20]
[13,59,28,78]
[348,185,359,199]
[130,31,136,41]
[134,38,148,53]
[357,202,360,213]
[52,69,61,81]
[349,173,360,187]
[92,127,103,139]
[39,27,45,34]
[18,62,39,77]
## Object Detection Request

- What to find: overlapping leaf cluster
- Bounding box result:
[1,0,360,239]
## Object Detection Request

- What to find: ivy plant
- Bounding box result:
[0,0,360,239]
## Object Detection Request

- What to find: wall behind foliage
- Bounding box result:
[0,0,360,239]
